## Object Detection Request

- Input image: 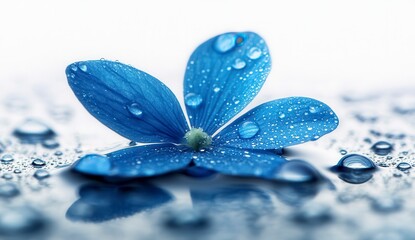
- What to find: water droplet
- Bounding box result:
[231,58,246,69]
[396,162,411,171]
[13,119,56,144]
[279,113,285,119]
[0,207,46,235]
[33,169,50,180]
[238,121,259,139]
[214,33,236,53]
[1,154,14,164]
[71,65,78,71]
[336,154,376,170]
[309,106,317,113]
[79,64,87,72]
[247,47,262,59]
[31,158,46,168]
[185,93,203,108]
[127,103,143,118]
[213,87,220,93]
[0,183,20,198]
[371,141,393,156]
[41,139,60,149]
[339,149,347,155]
[2,173,13,180]
[72,154,111,176]
[274,160,322,183]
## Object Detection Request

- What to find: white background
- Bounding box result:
[0,0,414,142]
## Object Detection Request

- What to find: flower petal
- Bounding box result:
[214,97,339,149]
[72,144,193,178]
[193,147,286,178]
[184,32,271,135]
[66,60,189,143]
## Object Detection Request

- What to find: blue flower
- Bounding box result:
[66,32,339,179]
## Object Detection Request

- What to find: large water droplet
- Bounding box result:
[127,103,143,118]
[41,139,60,149]
[337,154,376,170]
[33,169,50,180]
[31,158,46,168]
[238,121,259,139]
[72,154,111,176]
[1,154,14,164]
[371,141,393,156]
[232,58,246,69]
[396,162,411,171]
[185,93,203,108]
[214,33,236,53]
[274,160,322,183]
[247,47,262,60]
[13,119,56,144]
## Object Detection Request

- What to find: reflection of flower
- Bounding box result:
[66,32,339,179]
[66,183,172,222]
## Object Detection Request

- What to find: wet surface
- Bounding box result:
[0,88,415,240]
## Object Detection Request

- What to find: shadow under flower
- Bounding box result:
[66,182,173,223]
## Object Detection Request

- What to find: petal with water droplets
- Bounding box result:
[184,32,271,135]
[214,97,339,149]
[66,60,189,144]
[72,144,193,178]
[193,147,286,178]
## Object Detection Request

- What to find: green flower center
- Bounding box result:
[184,128,212,151]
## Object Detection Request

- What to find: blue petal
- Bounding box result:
[193,147,286,178]
[184,32,271,135]
[214,97,339,149]
[66,60,189,143]
[72,144,192,178]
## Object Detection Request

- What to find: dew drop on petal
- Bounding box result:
[127,103,143,118]
[279,113,285,119]
[214,33,236,53]
[213,87,221,93]
[70,65,78,71]
[185,93,203,108]
[371,141,393,156]
[79,64,87,72]
[238,121,260,139]
[232,58,246,70]
[309,106,317,113]
[247,47,262,60]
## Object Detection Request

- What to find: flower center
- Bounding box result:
[184,128,212,151]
